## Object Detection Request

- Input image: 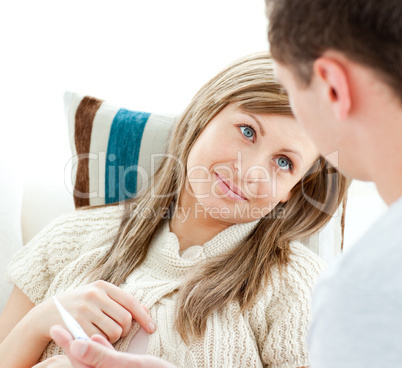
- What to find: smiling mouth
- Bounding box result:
[214,172,248,201]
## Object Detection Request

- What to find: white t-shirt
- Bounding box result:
[309,196,402,367]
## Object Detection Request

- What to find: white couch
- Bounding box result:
[0,155,23,313]
[0,147,75,313]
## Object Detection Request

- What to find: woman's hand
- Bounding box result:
[51,325,177,368]
[34,280,156,344]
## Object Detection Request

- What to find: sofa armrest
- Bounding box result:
[21,152,75,245]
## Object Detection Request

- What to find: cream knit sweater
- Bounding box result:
[8,205,326,368]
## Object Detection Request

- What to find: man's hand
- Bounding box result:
[50,325,177,368]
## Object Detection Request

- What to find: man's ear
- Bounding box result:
[313,57,352,120]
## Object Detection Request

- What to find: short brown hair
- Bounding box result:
[266,0,402,101]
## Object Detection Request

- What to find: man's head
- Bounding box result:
[265,0,402,189]
[266,0,402,102]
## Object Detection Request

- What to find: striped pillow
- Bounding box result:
[64,91,175,208]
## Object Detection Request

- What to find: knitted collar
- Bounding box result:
[143,219,260,280]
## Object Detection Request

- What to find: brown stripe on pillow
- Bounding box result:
[74,96,103,207]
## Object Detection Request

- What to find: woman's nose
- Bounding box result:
[235,153,270,183]
[244,164,270,183]
[234,155,272,200]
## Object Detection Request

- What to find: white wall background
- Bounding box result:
[0,0,387,309]
[0,0,268,165]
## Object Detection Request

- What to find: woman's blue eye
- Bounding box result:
[275,157,292,171]
[240,126,255,140]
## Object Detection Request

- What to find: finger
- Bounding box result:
[32,361,47,367]
[50,326,91,368]
[70,340,134,368]
[62,296,125,343]
[71,340,177,368]
[67,283,131,339]
[99,281,156,334]
[32,355,72,368]
[99,301,133,337]
[71,304,115,342]
[92,317,123,344]
[50,325,74,348]
[91,334,115,349]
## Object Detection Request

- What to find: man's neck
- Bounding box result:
[374,165,402,206]
[364,100,402,206]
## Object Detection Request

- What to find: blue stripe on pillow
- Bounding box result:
[105,109,151,203]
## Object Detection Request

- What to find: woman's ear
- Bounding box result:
[313,57,352,120]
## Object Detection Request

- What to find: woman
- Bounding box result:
[0,52,349,368]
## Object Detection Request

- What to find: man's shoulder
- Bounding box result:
[316,197,402,300]
[309,198,402,367]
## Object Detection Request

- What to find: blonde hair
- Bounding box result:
[88,52,350,343]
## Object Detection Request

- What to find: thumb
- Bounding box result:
[70,340,130,368]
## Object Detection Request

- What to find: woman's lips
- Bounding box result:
[214,172,248,201]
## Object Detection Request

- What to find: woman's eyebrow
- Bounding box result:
[281,149,302,160]
[245,113,266,136]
